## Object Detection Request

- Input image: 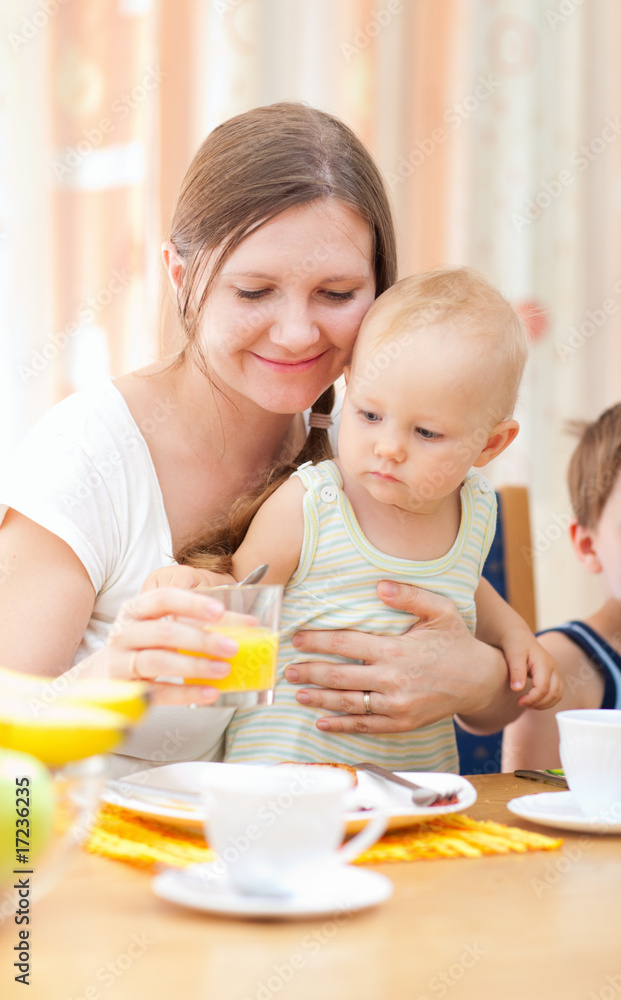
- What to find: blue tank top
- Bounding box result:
[538,621,621,709]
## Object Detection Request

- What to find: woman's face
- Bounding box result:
[191,200,376,414]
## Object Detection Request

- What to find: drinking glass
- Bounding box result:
[187,584,282,708]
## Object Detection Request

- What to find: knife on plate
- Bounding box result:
[513,769,568,788]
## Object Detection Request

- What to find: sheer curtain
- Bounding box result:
[1,0,161,448]
[2,0,620,625]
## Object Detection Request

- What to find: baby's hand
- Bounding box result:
[503,630,564,709]
[141,565,235,593]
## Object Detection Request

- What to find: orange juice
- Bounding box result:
[185,626,279,692]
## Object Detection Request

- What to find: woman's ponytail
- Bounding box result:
[175,386,336,572]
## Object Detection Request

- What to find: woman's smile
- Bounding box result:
[250,349,329,372]
[194,201,375,415]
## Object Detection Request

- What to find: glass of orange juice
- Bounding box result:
[186,584,282,708]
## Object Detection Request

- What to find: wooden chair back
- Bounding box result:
[454,485,536,774]
[483,485,537,632]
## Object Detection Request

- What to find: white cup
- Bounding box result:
[201,765,386,896]
[557,709,621,818]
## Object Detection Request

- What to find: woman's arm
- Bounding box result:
[0,509,240,703]
[284,581,525,735]
[0,508,95,674]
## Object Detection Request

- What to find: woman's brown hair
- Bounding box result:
[171,101,397,568]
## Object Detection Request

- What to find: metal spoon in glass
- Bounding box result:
[237,564,269,586]
[226,564,270,614]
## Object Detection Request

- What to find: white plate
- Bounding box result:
[102,762,476,834]
[152,862,393,920]
[507,791,621,834]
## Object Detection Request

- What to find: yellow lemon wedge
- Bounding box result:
[57,679,150,721]
[0,700,131,768]
[0,667,150,722]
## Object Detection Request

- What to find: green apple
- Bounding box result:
[0,750,54,890]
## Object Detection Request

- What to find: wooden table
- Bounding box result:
[1,773,619,1000]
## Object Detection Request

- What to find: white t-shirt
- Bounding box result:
[1,380,343,775]
[0,380,235,773]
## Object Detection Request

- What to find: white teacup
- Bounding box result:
[201,764,386,896]
[557,709,621,818]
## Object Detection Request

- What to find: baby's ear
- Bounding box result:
[472,419,520,468]
[570,519,603,574]
[343,364,351,384]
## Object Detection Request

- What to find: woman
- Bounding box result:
[0,103,529,773]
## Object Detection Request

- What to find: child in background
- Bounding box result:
[502,404,621,770]
[147,267,562,771]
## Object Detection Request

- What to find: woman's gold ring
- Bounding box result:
[363,690,372,715]
[129,650,140,679]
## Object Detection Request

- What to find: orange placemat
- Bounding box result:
[85,803,562,870]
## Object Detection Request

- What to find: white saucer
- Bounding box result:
[152,862,393,920]
[507,791,621,833]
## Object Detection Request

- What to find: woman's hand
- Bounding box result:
[89,587,238,705]
[284,581,522,734]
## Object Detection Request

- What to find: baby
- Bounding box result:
[147,267,562,771]
[503,403,621,770]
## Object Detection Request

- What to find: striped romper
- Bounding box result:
[224,460,497,772]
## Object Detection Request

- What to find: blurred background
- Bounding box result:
[1,0,619,629]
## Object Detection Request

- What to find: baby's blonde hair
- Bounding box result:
[355,266,529,419]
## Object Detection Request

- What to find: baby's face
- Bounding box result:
[339,317,501,512]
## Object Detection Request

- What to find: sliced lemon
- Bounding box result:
[57,678,150,721]
[0,700,130,767]
[0,667,150,722]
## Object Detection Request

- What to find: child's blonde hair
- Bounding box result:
[567,403,621,528]
[355,266,529,419]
